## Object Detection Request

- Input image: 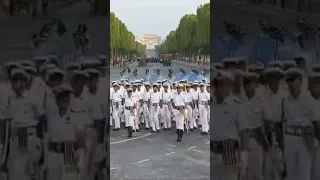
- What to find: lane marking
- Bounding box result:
[193,149,210,155]
[166,144,176,147]
[165,152,175,156]
[111,152,175,170]
[145,138,154,142]
[110,167,120,170]
[188,146,196,150]
[131,159,150,165]
[205,141,210,144]
[111,133,152,145]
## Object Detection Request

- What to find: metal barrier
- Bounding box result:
[211,34,241,62]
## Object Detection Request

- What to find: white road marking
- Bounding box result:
[166,144,176,147]
[188,146,196,150]
[155,152,176,159]
[165,152,175,156]
[205,141,210,144]
[111,133,152,145]
[131,159,150,165]
[145,138,154,142]
[110,167,120,170]
[193,149,209,155]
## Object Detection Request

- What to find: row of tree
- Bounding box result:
[155,3,210,64]
[110,12,146,66]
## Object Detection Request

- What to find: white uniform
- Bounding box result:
[69,92,92,180]
[87,89,108,176]
[150,91,162,131]
[111,90,123,129]
[243,95,265,180]
[184,91,194,130]
[142,89,151,128]
[192,89,199,128]
[283,93,315,180]
[173,92,186,130]
[263,88,286,180]
[47,109,78,180]
[7,92,44,180]
[197,91,210,133]
[160,91,173,129]
[211,96,248,180]
[132,90,141,130]
[124,95,136,129]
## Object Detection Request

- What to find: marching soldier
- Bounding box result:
[309,71,320,180]
[184,83,194,131]
[142,82,151,130]
[196,82,210,135]
[282,67,315,180]
[7,68,47,180]
[262,67,287,180]
[172,84,186,142]
[124,88,137,137]
[211,70,249,180]
[68,70,91,180]
[85,68,107,180]
[48,84,79,180]
[160,82,173,130]
[111,82,123,131]
[149,83,162,133]
[242,72,268,180]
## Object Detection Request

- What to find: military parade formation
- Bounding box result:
[210,52,320,180]
[0,58,108,180]
[110,66,210,142]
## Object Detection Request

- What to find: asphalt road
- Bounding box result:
[110,62,210,180]
[0,1,108,63]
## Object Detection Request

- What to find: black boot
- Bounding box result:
[128,126,133,137]
[180,130,183,141]
[177,130,182,142]
[176,130,180,142]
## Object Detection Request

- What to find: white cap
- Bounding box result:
[85,68,101,76]
[10,68,28,78]
[19,60,35,67]
[214,70,234,81]
[285,67,304,77]
[71,70,88,78]
[263,67,284,76]
[268,61,283,68]
[22,66,37,74]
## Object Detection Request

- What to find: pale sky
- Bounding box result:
[110,0,210,39]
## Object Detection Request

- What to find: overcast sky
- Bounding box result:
[110,0,209,39]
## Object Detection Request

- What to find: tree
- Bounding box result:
[155,2,210,65]
[110,12,146,66]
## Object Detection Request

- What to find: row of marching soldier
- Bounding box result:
[110,77,210,141]
[211,57,320,180]
[0,59,108,180]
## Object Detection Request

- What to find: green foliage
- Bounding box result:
[155,3,210,55]
[110,12,146,55]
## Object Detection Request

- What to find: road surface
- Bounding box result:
[0,1,108,63]
[110,62,210,180]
